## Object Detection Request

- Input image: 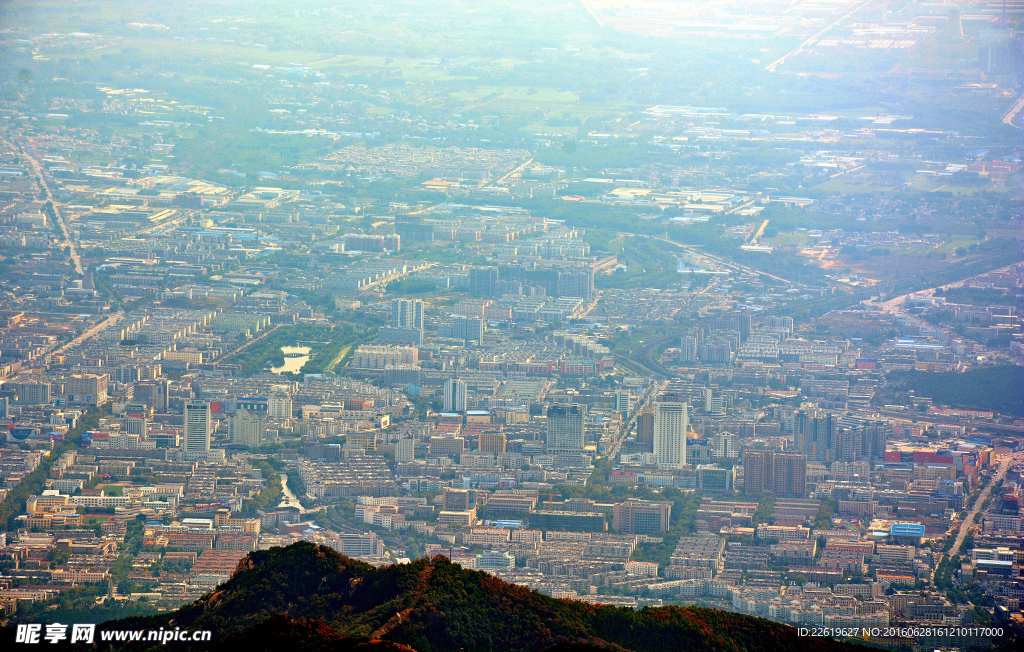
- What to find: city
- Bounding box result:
[0,1,1022,651]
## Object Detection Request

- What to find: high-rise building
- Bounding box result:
[612,499,673,534]
[794,409,838,463]
[442,487,477,511]
[653,394,688,469]
[268,393,293,419]
[636,406,655,444]
[229,409,264,448]
[614,390,631,415]
[704,388,724,415]
[680,333,699,363]
[546,404,584,454]
[443,378,467,413]
[184,400,211,454]
[392,299,424,330]
[16,381,51,406]
[712,431,739,460]
[743,450,807,497]
[469,267,498,297]
[134,380,169,412]
[479,431,507,454]
[395,438,415,463]
[452,315,484,345]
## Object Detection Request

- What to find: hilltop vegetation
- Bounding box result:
[62,542,868,652]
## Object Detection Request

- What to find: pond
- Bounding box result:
[270,345,311,374]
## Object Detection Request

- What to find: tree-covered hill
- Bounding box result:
[23,542,870,652]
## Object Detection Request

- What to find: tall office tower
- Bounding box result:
[614,390,631,415]
[636,406,655,445]
[124,413,149,438]
[743,450,807,497]
[469,267,498,297]
[229,409,264,448]
[653,394,688,469]
[268,392,293,419]
[392,299,424,330]
[680,333,699,363]
[478,431,507,454]
[0,396,8,418]
[546,404,584,454]
[443,378,467,413]
[184,399,211,454]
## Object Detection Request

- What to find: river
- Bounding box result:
[270,345,311,374]
[279,473,304,513]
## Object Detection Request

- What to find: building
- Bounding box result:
[392,299,424,330]
[479,431,506,454]
[229,409,264,448]
[653,395,688,469]
[65,373,109,405]
[470,267,498,297]
[546,404,584,455]
[184,400,211,455]
[636,406,655,445]
[442,488,477,511]
[743,450,807,497]
[614,390,631,415]
[613,499,673,534]
[124,413,148,438]
[268,393,292,419]
[395,438,414,463]
[443,378,467,413]
[16,381,51,405]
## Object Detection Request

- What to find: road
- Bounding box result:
[1001,92,1024,129]
[3,137,84,276]
[871,262,1023,315]
[932,454,1013,583]
[44,311,123,365]
[765,0,875,72]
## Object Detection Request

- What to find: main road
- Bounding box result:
[2,137,84,276]
[932,453,1014,584]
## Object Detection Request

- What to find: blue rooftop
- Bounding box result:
[890,523,925,536]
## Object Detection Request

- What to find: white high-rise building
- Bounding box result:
[268,393,293,419]
[229,409,264,448]
[443,378,467,413]
[184,400,211,454]
[653,395,688,469]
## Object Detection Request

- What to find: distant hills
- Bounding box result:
[6,542,869,651]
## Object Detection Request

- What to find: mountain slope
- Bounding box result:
[89,542,866,652]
